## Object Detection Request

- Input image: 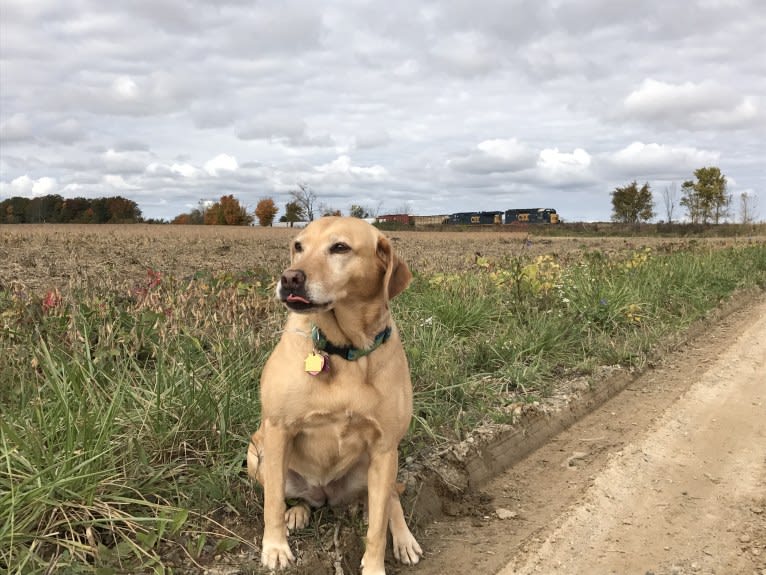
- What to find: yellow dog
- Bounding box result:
[248,216,422,574]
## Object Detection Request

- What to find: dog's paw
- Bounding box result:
[392,530,422,565]
[261,538,294,570]
[360,556,386,575]
[285,503,310,531]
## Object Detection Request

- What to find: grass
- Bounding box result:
[1,236,766,573]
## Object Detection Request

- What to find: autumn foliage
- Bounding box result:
[203,195,253,226]
[255,198,279,226]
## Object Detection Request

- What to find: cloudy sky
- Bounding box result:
[1,0,764,222]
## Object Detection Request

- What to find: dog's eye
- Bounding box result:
[293,241,303,253]
[330,242,351,254]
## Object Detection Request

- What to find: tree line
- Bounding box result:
[611,166,759,225]
[171,184,374,227]
[3,169,756,226]
[0,195,142,224]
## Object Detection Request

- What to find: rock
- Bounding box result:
[495,508,518,520]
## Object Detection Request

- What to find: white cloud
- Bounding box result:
[1,113,32,142]
[430,30,497,76]
[112,76,139,101]
[170,163,201,178]
[9,174,57,196]
[101,148,151,174]
[354,130,391,150]
[623,78,760,130]
[204,154,239,177]
[103,174,136,190]
[315,155,388,182]
[448,138,536,174]
[48,118,86,143]
[536,148,593,183]
[237,117,306,141]
[601,142,720,179]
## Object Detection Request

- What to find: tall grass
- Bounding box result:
[1,243,765,572]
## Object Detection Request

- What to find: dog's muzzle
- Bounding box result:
[279,269,330,312]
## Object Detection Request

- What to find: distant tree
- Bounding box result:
[0,194,141,224]
[681,167,730,224]
[349,204,370,218]
[171,207,205,224]
[255,197,279,227]
[204,195,253,225]
[171,213,192,224]
[739,191,760,225]
[2,198,25,223]
[107,196,142,222]
[60,198,91,222]
[289,183,317,221]
[320,203,341,217]
[3,197,29,223]
[25,195,64,223]
[661,182,678,223]
[611,181,655,224]
[280,201,305,227]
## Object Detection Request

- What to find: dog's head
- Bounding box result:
[278,216,411,314]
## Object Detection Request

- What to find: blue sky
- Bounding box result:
[1,0,764,222]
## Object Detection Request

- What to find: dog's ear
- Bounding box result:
[377,236,412,300]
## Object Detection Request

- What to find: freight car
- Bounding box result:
[504,208,559,224]
[377,213,412,225]
[448,211,504,225]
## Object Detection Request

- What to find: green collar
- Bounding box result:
[311,324,392,361]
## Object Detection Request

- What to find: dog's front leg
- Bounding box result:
[361,448,398,575]
[260,418,293,569]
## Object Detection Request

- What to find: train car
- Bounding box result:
[448,211,503,225]
[377,213,412,225]
[411,214,449,226]
[504,208,559,224]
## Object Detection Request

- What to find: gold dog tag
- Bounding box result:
[304,352,328,376]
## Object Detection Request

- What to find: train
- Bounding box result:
[379,208,559,226]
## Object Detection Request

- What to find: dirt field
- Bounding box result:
[0,224,754,293]
[410,295,766,575]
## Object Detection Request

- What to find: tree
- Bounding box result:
[349,204,370,218]
[255,197,279,226]
[289,183,317,221]
[610,181,655,224]
[661,182,678,223]
[320,203,341,217]
[280,201,305,227]
[171,207,204,224]
[24,195,63,223]
[204,195,253,225]
[106,196,142,222]
[60,197,92,222]
[0,194,141,224]
[739,191,760,224]
[681,167,730,224]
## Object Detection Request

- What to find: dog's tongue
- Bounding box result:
[287,294,311,304]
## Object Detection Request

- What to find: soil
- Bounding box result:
[408,295,766,575]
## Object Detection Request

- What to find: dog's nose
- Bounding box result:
[281,269,306,289]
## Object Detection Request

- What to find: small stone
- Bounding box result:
[740,534,751,543]
[495,508,518,520]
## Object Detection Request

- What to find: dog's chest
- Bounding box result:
[291,409,381,475]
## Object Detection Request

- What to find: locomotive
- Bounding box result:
[448,208,559,225]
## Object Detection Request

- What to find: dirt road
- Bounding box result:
[410,297,766,575]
